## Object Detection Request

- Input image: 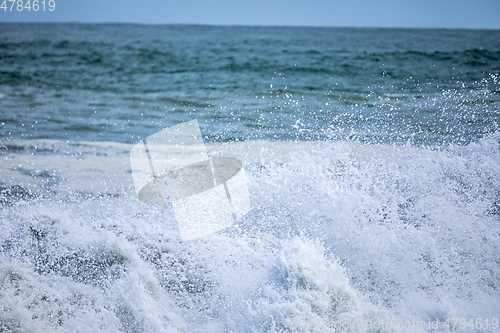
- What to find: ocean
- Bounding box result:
[0,23,499,332]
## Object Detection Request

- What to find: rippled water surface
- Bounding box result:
[1,24,499,332]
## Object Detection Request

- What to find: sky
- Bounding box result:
[0,0,499,29]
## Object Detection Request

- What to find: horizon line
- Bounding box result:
[1,21,500,31]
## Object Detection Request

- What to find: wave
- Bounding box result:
[355,48,500,64]
[1,135,499,331]
[2,28,499,91]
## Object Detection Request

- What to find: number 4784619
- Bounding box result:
[1,0,55,11]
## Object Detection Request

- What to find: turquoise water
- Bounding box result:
[1,24,499,144]
[0,24,499,332]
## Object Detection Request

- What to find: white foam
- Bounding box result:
[0,135,499,331]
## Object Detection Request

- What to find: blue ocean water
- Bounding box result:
[1,24,499,144]
[0,24,499,332]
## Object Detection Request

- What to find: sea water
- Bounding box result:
[0,24,499,332]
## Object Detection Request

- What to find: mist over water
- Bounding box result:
[1,24,499,332]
